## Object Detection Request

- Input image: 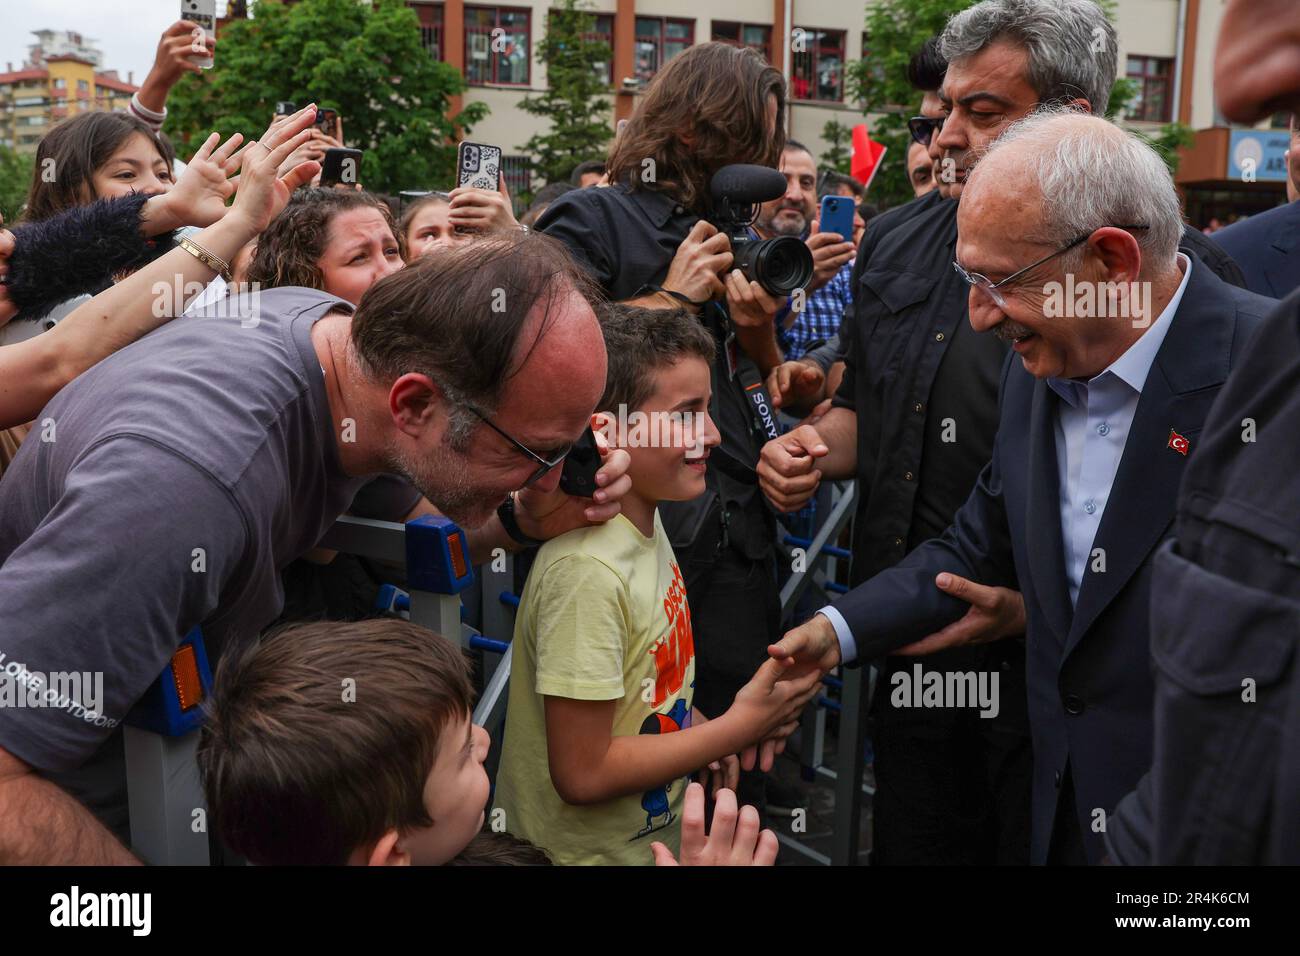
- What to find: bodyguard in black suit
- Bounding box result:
[766,111,1275,864]
[1208,197,1300,299]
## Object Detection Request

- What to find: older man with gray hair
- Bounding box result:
[766,108,1275,865]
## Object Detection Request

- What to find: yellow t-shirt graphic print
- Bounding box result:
[493,511,697,865]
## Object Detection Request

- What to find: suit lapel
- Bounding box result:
[1025,380,1073,645]
[1065,265,1237,653]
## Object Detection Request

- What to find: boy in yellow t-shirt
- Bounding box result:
[493,305,821,865]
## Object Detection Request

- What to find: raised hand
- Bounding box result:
[150,131,246,231]
[724,268,781,330]
[895,574,1026,655]
[766,359,826,411]
[661,220,732,305]
[224,105,323,235]
[448,176,519,234]
[804,219,855,293]
[515,426,633,538]
[651,784,778,866]
[757,423,829,513]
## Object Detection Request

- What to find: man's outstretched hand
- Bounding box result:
[735,613,844,771]
[895,573,1026,655]
[651,784,777,866]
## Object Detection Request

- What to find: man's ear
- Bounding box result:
[362,829,410,866]
[390,372,441,431]
[1089,228,1142,285]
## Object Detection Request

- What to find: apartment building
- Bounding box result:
[0,30,138,154]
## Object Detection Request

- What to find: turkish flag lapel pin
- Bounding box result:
[1167,428,1190,456]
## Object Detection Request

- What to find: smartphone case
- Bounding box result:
[457,143,502,192]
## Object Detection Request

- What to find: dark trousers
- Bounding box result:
[686,548,781,808]
[870,641,1033,865]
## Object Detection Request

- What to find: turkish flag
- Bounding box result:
[851,124,888,195]
[1167,428,1190,456]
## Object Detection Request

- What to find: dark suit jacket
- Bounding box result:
[831,263,1274,863]
[1209,200,1300,298]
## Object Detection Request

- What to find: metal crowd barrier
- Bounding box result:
[772,479,876,866]
[124,513,516,865]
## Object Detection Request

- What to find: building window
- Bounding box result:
[547,9,614,85]
[712,21,771,63]
[502,154,531,212]
[635,17,693,85]
[1126,55,1172,123]
[412,2,444,60]
[466,6,531,86]
[52,77,66,89]
[791,28,845,102]
[76,79,90,96]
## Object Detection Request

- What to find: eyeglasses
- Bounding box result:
[952,225,1150,309]
[908,115,944,146]
[465,405,572,487]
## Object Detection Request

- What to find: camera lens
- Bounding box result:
[751,236,814,297]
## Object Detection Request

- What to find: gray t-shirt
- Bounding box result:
[0,286,419,837]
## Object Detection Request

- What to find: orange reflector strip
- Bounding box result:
[448,532,468,579]
[171,644,204,711]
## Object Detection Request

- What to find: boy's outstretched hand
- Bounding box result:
[651,784,777,866]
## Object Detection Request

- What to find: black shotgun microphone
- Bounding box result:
[706,164,814,297]
[710,164,788,206]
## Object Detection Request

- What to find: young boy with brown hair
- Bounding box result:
[492,305,820,865]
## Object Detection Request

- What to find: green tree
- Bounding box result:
[848,0,973,209]
[847,0,1183,206]
[164,0,486,194]
[0,146,35,221]
[820,119,854,175]
[518,0,613,194]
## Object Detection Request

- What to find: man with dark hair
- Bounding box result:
[0,230,633,864]
[754,140,856,362]
[570,160,606,188]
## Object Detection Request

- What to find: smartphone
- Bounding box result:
[559,426,601,498]
[456,141,502,192]
[398,190,432,213]
[181,0,216,70]
[320,148,363,188]
[819,195,855,242]
[274,101,296,116]
[314,107,339,137]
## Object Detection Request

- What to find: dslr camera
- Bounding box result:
[707,164,814,297]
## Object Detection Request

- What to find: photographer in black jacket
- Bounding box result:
[538,42,793,808]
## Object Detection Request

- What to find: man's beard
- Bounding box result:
[758,204,807,237]
[387,440,505,529]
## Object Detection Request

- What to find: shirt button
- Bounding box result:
[1063,693,1085,716]
[934,332,945,342]
[913,402,924,413]
[1097,422,1110,436]
[904,471,914,481]
[673,205,683,214]
[1053,769,1063,788]
[1083,499,1097,515]
[893,536,904,547]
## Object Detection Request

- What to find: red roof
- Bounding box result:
[0,68,48,84]
[94,73,136,94]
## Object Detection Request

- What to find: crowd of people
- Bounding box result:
[0,0,1294,868]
